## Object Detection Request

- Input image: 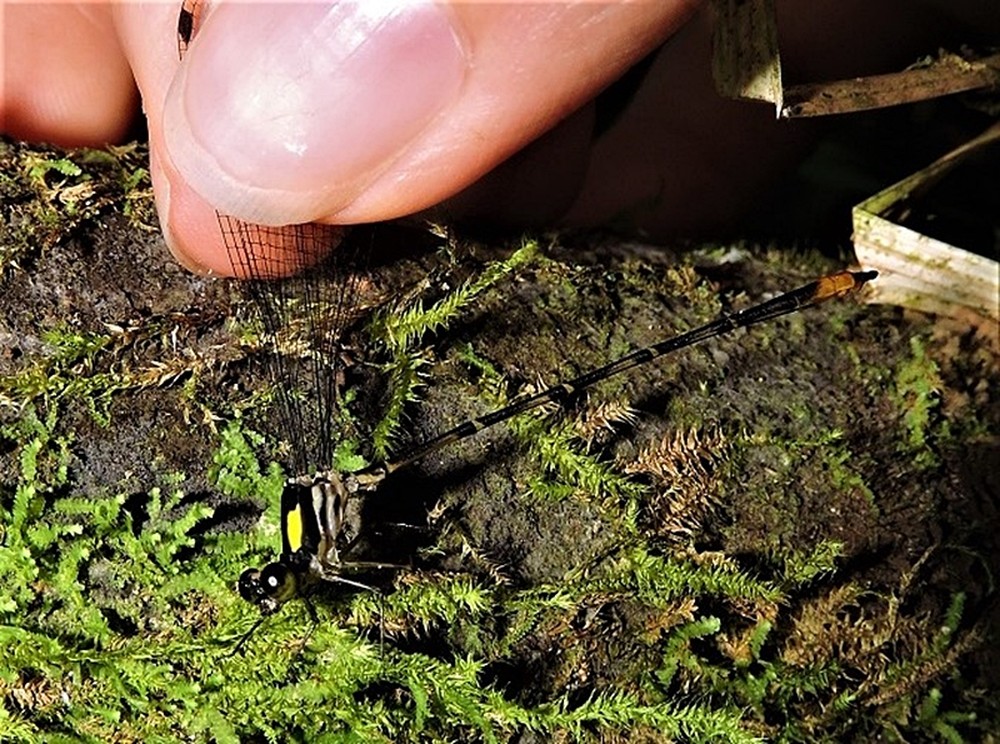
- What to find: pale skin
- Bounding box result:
[3,1,993,276]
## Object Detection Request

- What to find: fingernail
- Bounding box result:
[164,1,467,223]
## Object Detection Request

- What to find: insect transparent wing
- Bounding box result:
[219,217,366,474]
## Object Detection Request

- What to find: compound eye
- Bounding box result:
[238,568,264,602]
[259,563,297,603]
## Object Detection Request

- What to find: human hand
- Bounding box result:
[3,1,980,276]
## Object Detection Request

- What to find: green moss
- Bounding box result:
[0,141,156,275]
[820,440,876,508]
[0,396,772,741]
[1,219,992,741]
[890,336,947,467]
[781,540,844,587]
[367,240,540,459]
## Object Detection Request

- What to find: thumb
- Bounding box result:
[159,2,698,240]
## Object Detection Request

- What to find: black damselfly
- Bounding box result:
[174,4,877,619]
[232,256,876,615]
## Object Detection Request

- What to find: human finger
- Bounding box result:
[2,2,138,146]
[161,0,701,227]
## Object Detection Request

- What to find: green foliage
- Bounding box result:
[782,540,843,587]
[372,240,540,356]
[208,419,281,503]
[0,403,785,742]
[890,336,946,467]
[0,327,120,423]
[24,155,84,184]
[0,402,770,742]
[913,688,977,744]
[2,241,990,743]
[609,545,782,604]
[368,347,432,461]
[657,616,724,688]
[934,592,966,655]
[332,436,369,475]
[821,445,876,506]
[367,241,540,458]
[1,142,156,274]
[0,320,201,427]
[520,414,641,503]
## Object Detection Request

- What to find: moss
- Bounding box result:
[890,335,947,467]
[366,239,541,460]
[0,140,155,275]
[1,140,997,741]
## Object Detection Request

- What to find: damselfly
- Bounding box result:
[174,4,877,620]
[233,255,876,615]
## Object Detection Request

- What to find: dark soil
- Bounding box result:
[1,137,998,740]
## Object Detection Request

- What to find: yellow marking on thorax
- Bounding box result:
[285,506,304,552]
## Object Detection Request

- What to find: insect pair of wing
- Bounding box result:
[216,216,398,615]
[176,3,392,616]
